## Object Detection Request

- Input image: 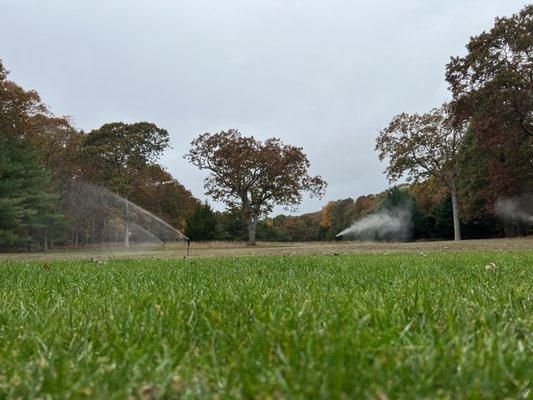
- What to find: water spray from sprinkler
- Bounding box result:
[66,181,189,254]
[334,206,413,242]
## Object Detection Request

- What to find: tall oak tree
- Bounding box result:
[185,129,326,245]
[376,105,465,240]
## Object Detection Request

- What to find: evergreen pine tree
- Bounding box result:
[0,133,62,249]
[184,202,217,240]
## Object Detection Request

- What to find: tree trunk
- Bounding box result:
[91,216,96,244]
[449,174,461,241]
[247,213,257,246]
[124,222,130,248]
[101,216,107,244]
[124,198,130,248]
[43,231,48,252]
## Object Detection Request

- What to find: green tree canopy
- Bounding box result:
[80,122,170,197]
[0,60,63,249]
[185,203,217,241]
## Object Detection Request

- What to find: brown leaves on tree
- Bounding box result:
[375,105,465,240]
[445,5,533,203]
[185,129,326,244]
[375,105,464,186]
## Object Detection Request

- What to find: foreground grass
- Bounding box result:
[0,253,531,399]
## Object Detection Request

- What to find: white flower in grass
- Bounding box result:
[484,262,497,272]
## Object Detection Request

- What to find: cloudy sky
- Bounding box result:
[1,0,526,214]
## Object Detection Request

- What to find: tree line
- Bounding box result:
[376,6,532,241]
[0,61,199,250]
[185,5,532,243]
[1,5,531,249]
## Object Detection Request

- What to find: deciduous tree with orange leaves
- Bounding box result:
[446,5,533,207]
[185,129,326,245]
[376,104,465,240]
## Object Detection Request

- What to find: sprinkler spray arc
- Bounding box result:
[118,189,191,257]
[68,181,189,253]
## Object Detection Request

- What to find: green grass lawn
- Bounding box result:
[0,252,531,399]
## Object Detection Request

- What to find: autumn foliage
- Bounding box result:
[0,5,530,249]
[185,130,326,244]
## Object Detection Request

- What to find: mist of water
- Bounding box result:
[128,222,163,244]
[494,194,533,225]
[127,201,187,241]
[65,181,188,247]
[103,188,188,241]
[336,205,412,241]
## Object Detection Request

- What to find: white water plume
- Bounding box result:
[494,194,533,225]
[336,206,412,241]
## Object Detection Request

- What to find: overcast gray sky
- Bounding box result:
[1,0,527,214]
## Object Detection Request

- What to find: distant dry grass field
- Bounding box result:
[1,237,532,261]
